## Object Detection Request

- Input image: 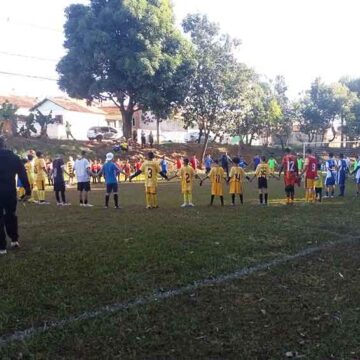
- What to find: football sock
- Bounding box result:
[231,194,235,204]
[240,194,243,204]
[331,190,334,196]
[259,194,263,204]
[264,193,268,204]
[55,191,60,203]
[114,194,119,207]
[220,196,224,206]
[188,193,192,204]
[305,192,309,202]
[210,195,214,205]
[146,193,151,207]
[153,194,158,208]
[61,191,66,203]
[105,195,110,207]
[184,194,188,204]
[326,191,329,197]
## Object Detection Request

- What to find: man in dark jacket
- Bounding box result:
[0,136,31,255]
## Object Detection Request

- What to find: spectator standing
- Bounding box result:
[149,131,154,147]
[141,130,146,148]
[74,151,93,207]
[0,136,31,255]
[204,154,213,174]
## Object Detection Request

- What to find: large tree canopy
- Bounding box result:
[57,0,191,138]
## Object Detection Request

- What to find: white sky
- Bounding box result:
[0,0,359,99]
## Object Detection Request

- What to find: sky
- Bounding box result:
[0,0,359,99]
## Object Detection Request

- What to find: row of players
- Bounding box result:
[18,148,360,208]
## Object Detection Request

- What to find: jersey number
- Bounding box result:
[235,174,241,181]
[147,168,153,179]
[216,174,221,183]
[185,173,191,183]
[287,161,295,172]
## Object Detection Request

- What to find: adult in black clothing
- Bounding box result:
[0,136,31,255]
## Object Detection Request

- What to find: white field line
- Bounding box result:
[0,235,358,348]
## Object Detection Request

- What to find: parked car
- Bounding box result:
[185,132,213,144]
[87,126,122,142]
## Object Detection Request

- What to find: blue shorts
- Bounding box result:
[337,172,346,186]
[106,183,118,193]
[325,177,335,186]
[357,178,360,185]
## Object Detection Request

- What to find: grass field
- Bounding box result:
[1,177,360,359]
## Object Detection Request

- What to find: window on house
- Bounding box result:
[55,115,63,124]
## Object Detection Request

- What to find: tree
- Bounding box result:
[0,101,18,136]
[57,0,191,139]
[30,111,54,138]
[181,13,248,161]
[18,115,37,138]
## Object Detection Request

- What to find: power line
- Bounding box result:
[0,17,62,33]
[0,51,58,62]
[0,70,58,82]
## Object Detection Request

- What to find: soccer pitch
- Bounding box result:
[1,179,360,359]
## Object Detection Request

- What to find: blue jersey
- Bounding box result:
[102,162,120,184]
[204,158,213,169]
[325,159,336,179]
[337,159,348,185]
[239,160,248,168]
[160,159,168,173]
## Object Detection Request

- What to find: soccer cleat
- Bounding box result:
[114,206,122,209]
[0,249,7,255]
[11,241,20,248]
[146,206,152,209]
[104,206,109,209]
[85,204,94,207]
[80,203,85,207]
[188,203,195,207]
[180,203,187,208]
[57,202,63,206]
[62,203,71,206]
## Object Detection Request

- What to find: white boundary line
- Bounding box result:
[0,236,358,348]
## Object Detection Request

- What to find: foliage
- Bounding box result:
[57,0,191,139]
[0,101,19,136]
[18,115,37,138]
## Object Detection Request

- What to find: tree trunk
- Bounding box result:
[200,131,210,165]
[121,110,134,139]
[40,125,48,138]
[197,128,203,144]
[340,114,344,148]
[156,118,160,145]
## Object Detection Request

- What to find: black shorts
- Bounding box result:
[106,183,118,193]
[54,182,66,192]
[258,177,268,189]
[77,182,91,192]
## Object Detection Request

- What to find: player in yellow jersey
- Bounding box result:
[200,159,225,206]
[34,151,49,204]
[169,158,197,208]
[129,152,169,209]
[228,157,249,206]
[24,154,35,201]
[250,156,278,205]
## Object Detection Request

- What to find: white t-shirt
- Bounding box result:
[74,158,90,182]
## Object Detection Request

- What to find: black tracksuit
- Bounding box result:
[0,149,30,250]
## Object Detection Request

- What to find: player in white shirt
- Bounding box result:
[324,152,337,198]
[74,151,93,207]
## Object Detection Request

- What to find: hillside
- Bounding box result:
[6,137,284,163]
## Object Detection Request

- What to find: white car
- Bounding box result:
[87,126,122,142]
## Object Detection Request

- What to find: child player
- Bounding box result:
[129,152,169,209]
[324,152,337,198]
[169,158,196,207]
[278,148,298,205]
[52,154,70,206]
[98,153,125,209]
[34,151,49,204]
[251,156,276,206]
[314,163,323,202]
[228,157,248,205]
[300,148,318,203]
[200,159,225,206]
[25,154,35,202]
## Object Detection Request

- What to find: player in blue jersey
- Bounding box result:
[99,153,125,209]
[337,153,348,197]
[324,152,337,198]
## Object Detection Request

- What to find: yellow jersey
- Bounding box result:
[314,172,323,188]
[141,160,161,188]
[34,158,47,181]
[209,166,224,196]
[179,165,195,193]
[229,166,245,194]
[25,161,35,184]
[255,163,270,178]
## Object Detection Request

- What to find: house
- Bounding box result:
[0,95,38,116]
[30,98,107,140]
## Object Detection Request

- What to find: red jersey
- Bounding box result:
[282,154,298,186]
[123,163,131,175]
[135,161,142,171]
[305,155,317,179]
[176,159,182,170]
[190,158,198,170]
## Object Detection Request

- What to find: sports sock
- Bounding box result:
[145,193,151,207]
[331,190,334,196]
[105,195,110,207]
[231,194,235,204]
[210,195,214,205]
[325,191,329,197]
[259,194,263,204]
[153,194,158,208]
[220,196,224,206]
[240,194,243,204]
[61,191,66,203]
[114,194,119,207]
[183,194,187,204]
[188,193,192,204]
[55,191,60,203]
[264,193,268,204]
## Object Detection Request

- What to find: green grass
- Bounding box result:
[1,178,360,359]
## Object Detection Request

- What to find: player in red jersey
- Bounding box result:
[279,148,298,205]
[300,148,318,202]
